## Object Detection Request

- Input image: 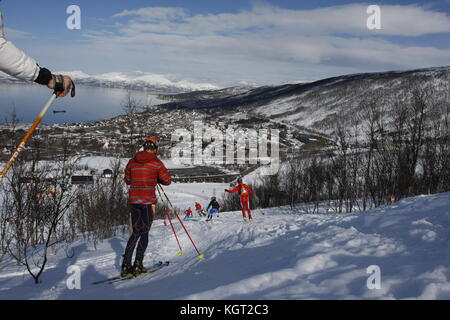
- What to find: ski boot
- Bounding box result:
[121,254,134,277]
[133,255,148,276]
[243,217,247,222]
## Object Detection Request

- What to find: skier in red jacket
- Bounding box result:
[184,208,193,220]
[122,137,171,276]
[225,178,253,222]
[195,202,206,216]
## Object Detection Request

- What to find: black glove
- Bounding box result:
[53,74,76,97]
[34,67,52,85]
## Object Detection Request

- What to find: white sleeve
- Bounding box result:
[0,12,40,82]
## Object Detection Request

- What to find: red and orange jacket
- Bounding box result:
[184,209,193,216]
[124,151,171,205]
[226,183,253,198]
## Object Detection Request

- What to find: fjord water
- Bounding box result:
[0,83,165,125]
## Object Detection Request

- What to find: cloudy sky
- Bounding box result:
[2,0,450,86]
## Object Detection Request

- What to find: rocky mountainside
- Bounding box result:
[159,66,450,135]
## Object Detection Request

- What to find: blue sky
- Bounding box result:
[1,0,450,86]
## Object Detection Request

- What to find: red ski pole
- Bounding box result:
[157,185,183,256]
[165,209,184,256]
[173,209,204,259]
[158,184,204,260]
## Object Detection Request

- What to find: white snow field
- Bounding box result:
[0,190,449,300]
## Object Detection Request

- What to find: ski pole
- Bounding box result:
[0,82,75,179]
[157,183,175,209]
[156,184,184,255]
[173,209,204,260]
[165,209,184,256]
[0,93,57,179]
[158,184,204,260]
[156,184,170,209]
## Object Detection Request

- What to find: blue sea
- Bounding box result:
[0,83,165,125]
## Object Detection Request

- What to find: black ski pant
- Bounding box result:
[123,204,154,264]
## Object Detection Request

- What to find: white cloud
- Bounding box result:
[112,7,189,22]
[4,27,31,39]
[111,3,450,37]
[31,3,450,86]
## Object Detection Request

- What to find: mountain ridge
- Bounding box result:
[156,65,450,134]
[0,70,221,94]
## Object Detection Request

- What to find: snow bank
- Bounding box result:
[0,190,449,300]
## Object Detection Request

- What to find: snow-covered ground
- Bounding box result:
[0,188,449,300]
[162,182,228,210]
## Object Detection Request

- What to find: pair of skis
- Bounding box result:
[92,261,169,285]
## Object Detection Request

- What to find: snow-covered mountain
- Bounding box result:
[159,66,450,134]
[0,188,449,300]
[0,70,221,94]
[64,71,221,93]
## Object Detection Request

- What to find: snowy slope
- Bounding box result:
[0,190,449,300]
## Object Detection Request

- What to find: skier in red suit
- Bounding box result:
[184,208,193,220]
[225,178,253,222]
[195,202,205,216]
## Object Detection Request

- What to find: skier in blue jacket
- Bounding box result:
[206,197,220,221]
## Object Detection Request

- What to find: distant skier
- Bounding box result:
[0,11,74,97]
[195,202,206,217]
[184,208,193,220]
[206,197,220,222]
[388,196,396,204]
[225,178,253,222]
[195,202,206,216]
[122,137,171,277]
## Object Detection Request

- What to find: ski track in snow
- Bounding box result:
[0,189,449,300]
